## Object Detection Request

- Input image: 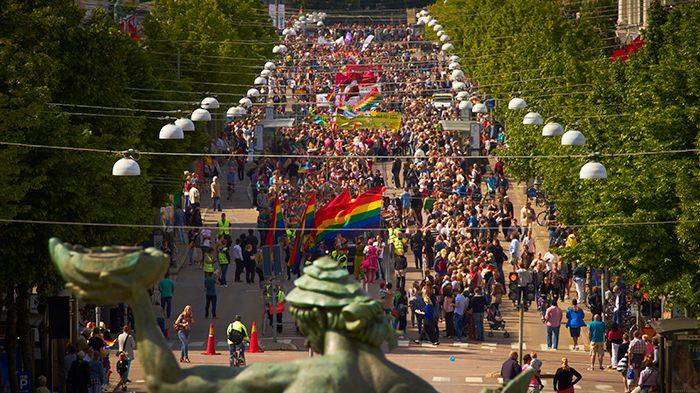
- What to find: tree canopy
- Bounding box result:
[428,0,700,311]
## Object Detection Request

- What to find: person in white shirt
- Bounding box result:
[232,238,244,282]
[543,251,557,272]
[117,325,137,381]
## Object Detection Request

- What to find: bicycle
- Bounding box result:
[230,341,247,367]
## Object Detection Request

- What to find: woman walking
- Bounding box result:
[174,305,195,363]
[565,299,586,350]
[442,285,455,338]
[553,357,582,393]
[361,240,379,285]
[607,322,624,368]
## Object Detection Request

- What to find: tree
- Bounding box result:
[429,0,700,311]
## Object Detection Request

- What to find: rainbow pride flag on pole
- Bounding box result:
[289,193,315,271]
[352,87,381,112]
[266,197,284,247]
[313,186,384,246]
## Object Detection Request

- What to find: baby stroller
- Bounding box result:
[486,304,509,338]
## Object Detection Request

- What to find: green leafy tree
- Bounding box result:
[429,0,700,311]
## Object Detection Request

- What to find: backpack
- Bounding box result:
[227,326,244,344]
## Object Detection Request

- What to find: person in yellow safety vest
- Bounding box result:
[264,283,285,334]
[393,232,407,256]
[203,250,216,276]
[331,248,348,270]
[217,213,231,240]
[285,228,296,242]
[217,241,231,287]
[226,315,249,366]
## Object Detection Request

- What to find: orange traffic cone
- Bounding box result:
[248,322,263,353]
[202,323,221,355]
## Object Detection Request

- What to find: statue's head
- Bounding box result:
[286,257,397,354]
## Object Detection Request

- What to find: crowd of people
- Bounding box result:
[58,15,661,393]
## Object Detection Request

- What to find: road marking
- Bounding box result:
[452,342,470,347]
[595,385,614,391]
[510,343,526,349]
[432,377,451,383]
[481,342,497,346]
[465,377,483,383]
[398,340,409,347]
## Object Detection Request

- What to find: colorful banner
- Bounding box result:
[315,94,330,107]
[336,112,402,130]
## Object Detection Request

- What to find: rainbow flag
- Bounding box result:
[352,88,381,112]
[266,197,284,247]
[313,186,384,246]
[289,193,315,271]
[104,338,118,349]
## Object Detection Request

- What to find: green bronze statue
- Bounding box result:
[49,238,532,393]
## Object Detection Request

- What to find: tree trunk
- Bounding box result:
[16,287,35,389]
[5,288,18,393]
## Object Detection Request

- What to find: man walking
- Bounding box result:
[204,273,218,319]
[501,351,521,383]
[232,238,244,282]
[217,238,231,287]
[453,289,467,341]
[470,287,486,341]
[587,314,606,370]
[210,176,222,212]
[410,229,423,271]
[158,273,175,319]
[544,300,562,349]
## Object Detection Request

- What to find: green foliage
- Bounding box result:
[141,0,276,97]
[430,0,700,312]
[0,0,274,293]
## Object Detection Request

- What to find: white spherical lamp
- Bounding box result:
[247,88,260,98]
[472,103,488,114]
[442,43,454,51]
[191,108,211,122]
[227,106,247,117]
[159,123,184,140]
[579,161,607,179]
[239,97,253,108]
[200,96,219,110]
[507,97,527,110]
[523,112,543,125]
[175,117,195,132]
[112,157,140,176]
[542,122,564,137]
[561,130,586,146]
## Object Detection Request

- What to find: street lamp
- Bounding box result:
[452,81,467,91]
[450,70,466,82]
[112,149,140,176]
[239,98,253,109]
[523,111,543,125]
[449,55,461,62]
[227,106,247,118]
[247,88,261,98]
[440,34,450,42]
[200,96,220,110]
[448,62,461,70]
[542,122,564,137]
[159,122,184,140]
[472,102,488,114]
[508,97,527,110]
[580,159,608,179]
[175,117,195,132]
[254,77,267,86]
[442,43,454,52]
[191,108,211,122]
[561,128,586,145]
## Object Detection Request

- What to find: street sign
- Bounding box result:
[18,371,30,393]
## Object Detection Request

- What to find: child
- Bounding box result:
[115,352,129,392]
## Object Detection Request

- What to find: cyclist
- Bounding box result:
[226,315,249,367]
